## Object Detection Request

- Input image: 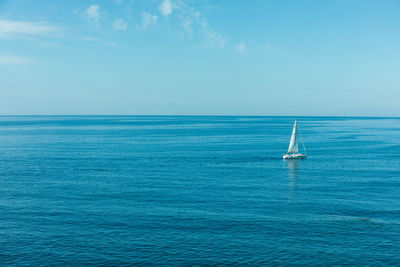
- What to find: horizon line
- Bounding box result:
[0,114,399,118]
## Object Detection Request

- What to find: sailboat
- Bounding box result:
[283,120,307,159]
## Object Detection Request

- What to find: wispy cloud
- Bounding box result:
[80,36,127,48]
[0,54,32,65]
[235,42,246,53]
[0,18,59,38]
[80,36,100,42]
[180,10,200,36]
[113,19,127,30]
[86,5,101,28]
[200,19,227,50]
[174,4,228,49]
[159,0,174,16]
[142,12,158,30]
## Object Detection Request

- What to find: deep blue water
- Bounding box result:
[1,116,400,266]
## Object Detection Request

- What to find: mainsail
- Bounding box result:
[287,120,299,153]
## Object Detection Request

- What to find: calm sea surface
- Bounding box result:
[1,116,399,266]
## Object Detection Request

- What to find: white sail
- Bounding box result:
[287,120,298,153]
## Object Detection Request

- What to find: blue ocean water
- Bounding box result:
[0,116,399,266]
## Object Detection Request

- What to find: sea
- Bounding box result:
[0,116,399,266]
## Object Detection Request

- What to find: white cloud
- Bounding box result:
[0,54,32,65]
[86,5,101,27]
[142,12,158,29]
[80,36,127,48]
[235,42,246,53]
[174,4,227,50]
[201,20,227,50]
[113,19,127,30]
[181,11,200,36]
[159,0,174,16]
[0,18,59,37]
[80,36,101,42]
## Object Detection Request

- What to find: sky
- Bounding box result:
[0,0,399,116]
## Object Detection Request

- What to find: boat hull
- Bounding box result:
[283,153,307,159]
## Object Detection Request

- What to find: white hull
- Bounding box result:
[283,153,307,159]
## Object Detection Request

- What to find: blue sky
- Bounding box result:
[0,0,399,116]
